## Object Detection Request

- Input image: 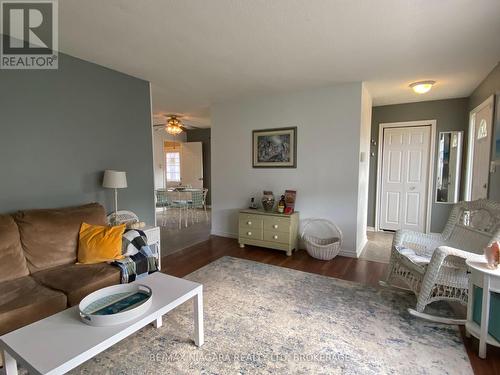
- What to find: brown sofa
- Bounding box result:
[0,203,121,338]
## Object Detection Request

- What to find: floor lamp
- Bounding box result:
[103,170,127,224]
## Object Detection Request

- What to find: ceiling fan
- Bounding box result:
[152,114,203,135]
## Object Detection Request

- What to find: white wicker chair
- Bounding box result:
[381,199,500,324]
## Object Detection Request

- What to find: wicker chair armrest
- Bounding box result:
[417,245,481,312]
[424,246,483,279]
[432,246,485,264]
[392,230,445,256]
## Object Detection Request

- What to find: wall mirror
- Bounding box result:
[436,131,463,203]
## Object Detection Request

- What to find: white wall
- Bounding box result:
[355,84,373,254]
[152,128,186,189]
[211,83,368,256]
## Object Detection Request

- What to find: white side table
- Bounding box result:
[143,226,161,270]
[465,259,500,359]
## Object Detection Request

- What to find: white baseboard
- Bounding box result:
[355,236,368,257]
[339,248,358,258]
[211,230,237,239]
[211,230,362,258]
[367,226,376,232]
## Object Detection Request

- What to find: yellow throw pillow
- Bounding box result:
[78,222,126,264]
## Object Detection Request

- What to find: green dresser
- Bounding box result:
[238,209,299,256]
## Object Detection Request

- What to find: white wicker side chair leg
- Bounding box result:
[379,251,397,288]
[379,240,418,293]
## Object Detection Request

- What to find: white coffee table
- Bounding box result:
[0,272,203,375]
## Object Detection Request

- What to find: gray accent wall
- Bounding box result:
[0,52,155,224]
[368,98,469,232]
[469,63,500,110]
[186,128,211,205]
[469,62,500,202]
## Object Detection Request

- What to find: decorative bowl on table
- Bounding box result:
[484,241,500,269]
[79,284,152,326]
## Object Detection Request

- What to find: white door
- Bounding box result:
[180,142,203,188]
[379,126,431,232]
[469,98,494,200]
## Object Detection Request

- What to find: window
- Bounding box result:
[477,119,488,140]
[166,152,181,182]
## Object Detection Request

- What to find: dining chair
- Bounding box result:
[155,190,171,226]
[186,190,206,223]
[170,191,189,229]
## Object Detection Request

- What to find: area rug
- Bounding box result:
[69,256,471,375]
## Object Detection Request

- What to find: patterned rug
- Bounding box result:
[69,256,471,375]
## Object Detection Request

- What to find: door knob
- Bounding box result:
[273,235,278,239]
[273,224,278,229]
[247,221,252,225]
[247,231,252,236]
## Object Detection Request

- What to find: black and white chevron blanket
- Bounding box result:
[112,229,158,283]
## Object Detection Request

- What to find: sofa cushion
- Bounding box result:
[14,203,106,273]
[32,263,120,306]
[0,276,67,336]
[78,223,126,264]
[0,215,29,283]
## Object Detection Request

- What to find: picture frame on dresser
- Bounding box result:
[252,127,297,168]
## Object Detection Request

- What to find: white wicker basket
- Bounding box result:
[301,219,343,260]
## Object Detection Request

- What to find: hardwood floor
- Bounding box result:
[161,235,500,375]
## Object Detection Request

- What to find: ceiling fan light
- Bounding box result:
[410,80,435,94]
[165,115,184,135]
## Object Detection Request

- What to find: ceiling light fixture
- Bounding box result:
[409,80,436,94]
[165,115,183,136]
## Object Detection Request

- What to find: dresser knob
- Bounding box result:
[247,231,252,236]
[273,235,278,239]
[273,224,278,229]
[247,221,252,225]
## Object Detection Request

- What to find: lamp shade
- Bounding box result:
[102,170,127,189]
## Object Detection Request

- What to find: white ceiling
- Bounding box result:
[59,0,500,127]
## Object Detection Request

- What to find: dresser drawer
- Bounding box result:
[263,216,291,233]
[263,230,289,244]
[239,214,263,230]
[239,227,263,240]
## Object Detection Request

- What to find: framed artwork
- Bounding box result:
[252,127,297,168]
[495,93,500,163]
